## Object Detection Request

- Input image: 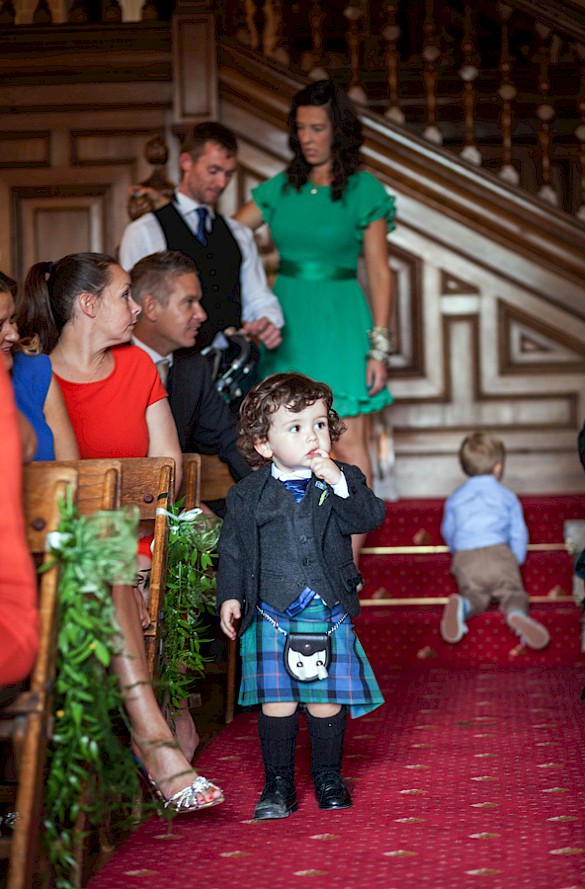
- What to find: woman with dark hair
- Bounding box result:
[19,252,224,813]
[235,81,396,548]
[0,270,79,461]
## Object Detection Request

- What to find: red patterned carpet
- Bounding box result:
[86,496,585,889]
[87,665,585,889]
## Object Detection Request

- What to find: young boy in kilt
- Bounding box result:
[217,372,385,820]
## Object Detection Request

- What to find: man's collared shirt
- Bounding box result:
[119,191,284,330]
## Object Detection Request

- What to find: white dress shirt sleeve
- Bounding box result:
[118,213,168,271]
[332,471,350,499]
[225,217,284,329]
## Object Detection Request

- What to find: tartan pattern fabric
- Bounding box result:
[238,599,384,718]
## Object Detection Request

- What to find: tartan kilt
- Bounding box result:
[238,599,384,719]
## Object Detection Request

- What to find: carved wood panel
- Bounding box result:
[0,119,170,282]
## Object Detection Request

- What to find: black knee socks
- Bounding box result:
[257,711,299,784]
[306,708,347,777]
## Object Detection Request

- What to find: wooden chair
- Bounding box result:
[198,453,235,504]
[0,463,78,889]
[117,457,175,679]
[55,457,175,680]
[179,453,238,724]
[179,452,202,510]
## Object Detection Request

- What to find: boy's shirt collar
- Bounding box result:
[271,465,312,482]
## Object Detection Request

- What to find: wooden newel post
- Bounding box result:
[172,0,218,126]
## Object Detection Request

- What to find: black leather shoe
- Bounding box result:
[253,776,298,820]
[313,771,353,810]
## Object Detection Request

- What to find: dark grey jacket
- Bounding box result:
[216,461,386,633]
[167,352,250,482]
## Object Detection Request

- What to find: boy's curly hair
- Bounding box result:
[238,372,346,468]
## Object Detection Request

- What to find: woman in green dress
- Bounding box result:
[235,80,396,523]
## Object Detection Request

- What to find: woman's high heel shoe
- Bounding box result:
[133,756,224,813]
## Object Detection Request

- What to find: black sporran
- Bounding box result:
[283,632,331,683]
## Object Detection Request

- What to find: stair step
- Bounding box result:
[360,550,576,600]
[356,604,584,669]
[366,496,585,547]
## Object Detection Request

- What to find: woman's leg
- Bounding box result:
[135,553,199,763]
[331,413,372,565]
[110,584,220,803]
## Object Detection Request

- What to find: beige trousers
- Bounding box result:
[451,543,529,618]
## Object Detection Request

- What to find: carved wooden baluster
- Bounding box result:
[141,0,159,21]
[458,0,481,165]
[231,0,253,48]
[497,2,519,185]
[421,0,442,145]
[535,24,558,206]
[33,0,52,22]
[104,0,122,21]
[301,1,328,80]
[344,2,368,105]
[0,0,16,25]
[252,0,268,56]
[68,0,89,21]
[575,43,585,221]
[268,0,290,66]
[383,1,405,124]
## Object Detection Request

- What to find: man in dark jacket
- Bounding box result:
[130,250,250,484]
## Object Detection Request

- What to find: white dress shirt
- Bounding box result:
[119,191,284,329]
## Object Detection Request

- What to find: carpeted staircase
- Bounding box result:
[358,496,585,670]
[85,496,585,889]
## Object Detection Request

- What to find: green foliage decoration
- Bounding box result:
[42,493,142,889]
[157,504,221,721]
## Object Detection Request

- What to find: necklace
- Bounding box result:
[86,351,106,383]
[54,346,107,383]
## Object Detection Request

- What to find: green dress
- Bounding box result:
[253,170,396,418]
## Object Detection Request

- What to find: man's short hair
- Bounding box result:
[459,432,505,477]
[181,122,238,161]
[130,250,200,306]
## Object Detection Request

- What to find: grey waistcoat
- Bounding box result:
[256,477,337,612]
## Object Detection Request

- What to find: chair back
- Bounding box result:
[178,452,202,510]
[198,454,234,503]
[0,463,78,889]
[50,457,175,678]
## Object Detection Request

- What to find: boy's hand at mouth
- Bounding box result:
[308,448,342,487]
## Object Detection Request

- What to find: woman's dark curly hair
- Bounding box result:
[238,372,346,468]
[286,79,364,202]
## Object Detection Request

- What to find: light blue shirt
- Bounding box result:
[441,474,528,564]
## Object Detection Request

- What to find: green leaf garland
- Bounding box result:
[42,494,143,889]
[157,505,221,721]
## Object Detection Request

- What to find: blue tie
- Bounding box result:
[280,477,310,503]
[195,206,208,246]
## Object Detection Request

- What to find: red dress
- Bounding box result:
[0,361,39,687]
[55,345,167,458]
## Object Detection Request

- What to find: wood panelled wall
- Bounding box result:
[0,18,216,280]
[1,20,584,497]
